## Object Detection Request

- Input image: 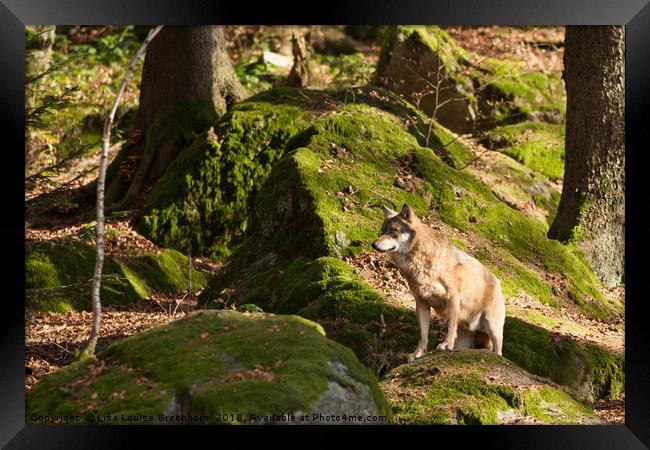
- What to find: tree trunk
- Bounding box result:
[25,26,56,168]
[283,32,311,88]
[25,26,56,108]
[548,26,624,287]
[106,26,247,210]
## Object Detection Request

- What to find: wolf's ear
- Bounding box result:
[401,204,415,222]
[382,206,399,220]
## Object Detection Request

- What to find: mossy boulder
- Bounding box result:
[195,95,621,402]
[481,121,565,181]
[138,89,314,258]
[27,310,391,424]
[374,26,566,133]
[25,238,205,313]
[203,100,619,322]
[503,317,624,402]
[381,350,602,424]
[137,85,464,259]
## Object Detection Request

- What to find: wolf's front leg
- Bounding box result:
[409,299,431,362]
[437,295,459,351]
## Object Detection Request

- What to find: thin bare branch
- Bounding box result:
[81,25,164,359]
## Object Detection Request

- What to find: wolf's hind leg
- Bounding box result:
[472,331,492,350]
[453,327,473,350]
[482,306,504,356]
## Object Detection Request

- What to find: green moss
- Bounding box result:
[474,60,566,125]
[422,123,475,169]
[25,239,205,312]
[483,121,565,180]
[381,350,600,424]
[521,386,596,423]
[25,239,141,312]
[25,253,60,289]
[566,196,591,245]
[122,249,206,294]
[475,247,557,307]
[27,311,392,424]
[139,89,314,258]
[456,140,561,226]
[390,372,513,424]
[503,317,624,401]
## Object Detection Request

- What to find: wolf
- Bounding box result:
[371,204,505,361]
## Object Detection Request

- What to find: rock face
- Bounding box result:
[374,26,476,133]
[374,26,566,133]
[481,121,566,181]
[381,350,602,424]
[27,310,392,424]
[25,237,205,312]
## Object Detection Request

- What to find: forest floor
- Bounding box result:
[24,26,624,424]
[25,211,625,423]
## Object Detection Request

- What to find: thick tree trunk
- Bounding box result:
[106,26,247,210]
[548,26,624,287]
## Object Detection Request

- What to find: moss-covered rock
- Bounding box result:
[381,350,602,424]
[25,238,205,312]
[137,85,473,259]
[374,26,566,133]
[503,317,624,402]
[27,310,392,424]
[139,89,314,258]
[204,100,619,321]
[195,88,620,402]
[481,121,565,181]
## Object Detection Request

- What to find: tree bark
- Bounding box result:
[106,26,247,210]
[284,32,310,88]
[548,26,625,287]
[25,26,56,167]
[25,26,56,108]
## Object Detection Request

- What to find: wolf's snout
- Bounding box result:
[372,239,395,252]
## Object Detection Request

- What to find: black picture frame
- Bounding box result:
[3,1,649,447]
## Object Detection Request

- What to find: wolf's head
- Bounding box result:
[371,204,417,254]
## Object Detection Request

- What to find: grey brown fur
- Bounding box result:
[372,204,505,361]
